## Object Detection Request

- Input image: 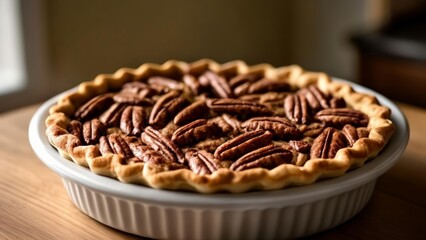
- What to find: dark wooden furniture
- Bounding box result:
[352,12,426,108]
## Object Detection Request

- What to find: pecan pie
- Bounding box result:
[45,59,394,193]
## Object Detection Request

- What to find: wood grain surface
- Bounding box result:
[0,103,425,239]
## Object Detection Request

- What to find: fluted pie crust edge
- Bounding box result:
[45,59,394,193]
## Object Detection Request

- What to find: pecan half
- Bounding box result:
[122,81,150,90]
[230,74,261,97]
[241,117,301,140]
[315,108,369,128]
[173,99,209,126]
[124,136,169,164]
[99,103,127,127]
[341,124,358,147]
[186,149,222,175]
[141,127,185,164]
[99,133,133,160]
[120,105,146,136]
[258,92,288,104]
[113,82,155,105]
[148,76,183,91]
[82,119,106,145]
[199,71,233,98]
[209,114,242,136]
[149,91,188,129]
[214,130,273,160]
[229,73,259,89]
[68,120,83,143]
[233,82,251,97]
[207,98,274,117]
[300,85,329,111]
[74,93,114,121]
[159,121,179,139]
[239,92,288,116]
[289,140,311,153]
[310,127,348,159]
[210,116,233,134]
[114,90,154,106]
[299,122,325,138]
[99,136,113,155]
[247,78,290,94]
[171,119,220,146]
[230,145,293,171]
[221,114,243,135]
[183,74,203,95]
[124,136,146,162]
[284,93,310,124]
[341,124,370,146]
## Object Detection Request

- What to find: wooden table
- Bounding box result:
[1,103,425,239]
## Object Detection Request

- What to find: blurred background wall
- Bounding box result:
[44,0,384,92]
[1,0,425,111]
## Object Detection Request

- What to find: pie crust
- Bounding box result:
[45,59,394,193]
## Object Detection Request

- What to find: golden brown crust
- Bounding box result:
[45,59,395,193]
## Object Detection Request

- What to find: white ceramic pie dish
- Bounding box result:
[29,80,409,240]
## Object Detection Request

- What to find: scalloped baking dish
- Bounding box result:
[29,80,409,239]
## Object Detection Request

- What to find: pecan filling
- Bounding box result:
[66,73,371,175]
